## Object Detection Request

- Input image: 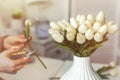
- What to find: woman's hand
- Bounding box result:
[3,35,31,50]
[0,48,30,74]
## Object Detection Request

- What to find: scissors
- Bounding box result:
[26,51,35,57]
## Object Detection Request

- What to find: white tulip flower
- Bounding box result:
[50,22,61,30]
[87,14,95,23]
[70,17,78,29]
[79,15,86,25]
[96,11,105,23]
[85,20,92,28]
[98,24,108,35]
[92,22,101,33]
[85,29,94,40]
[110,61,116,67]
[48,28,62,38]
[76,14,81,21]
[108,25,119,34]
[67,26,76,35]
[109,68,118,77]
[94,32,103,42]
[107,21,114,26]
[57,21,67,31]
[52,33,64,43]
[78,24,88,34]
[66,32,75,41]
[76,33,86,44]
[25,19,32,26]
[62,20,71,27]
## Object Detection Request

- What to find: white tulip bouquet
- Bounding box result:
[49,11,119,57]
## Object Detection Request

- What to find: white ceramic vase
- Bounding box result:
[60,56,102,80]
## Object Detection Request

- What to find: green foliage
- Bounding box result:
[96,64,115,79]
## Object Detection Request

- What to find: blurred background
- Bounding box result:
[0,0,119,64]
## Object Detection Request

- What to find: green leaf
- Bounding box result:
[99,74,109,79]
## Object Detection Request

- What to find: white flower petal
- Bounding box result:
[96,11,105,23]
[85,29,94,40]
[85,20,92,29]
[87,14,95,23]
[76,33,86,44]
[48,28,60,36]
[94,32,103,42]
[66,32,75,41]
[78,24,88,34]
[108,25,119,34]
[52,34,64,43]
[62,20,71,27]
[50,22,61,30]
[70,17,78,29]
[92,22,101,32]
[76,14,81,21]
[107,21,114,26]
[79,15,86,25]
[67,27,76,35]
[25,19,32,26]
[98,24,108,35]
[110,61,116,67]
[57,21,67,31]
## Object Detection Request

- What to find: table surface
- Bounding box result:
[0,57,120,80]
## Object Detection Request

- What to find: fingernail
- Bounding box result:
[11,46,19,50]
[23,57,30,61]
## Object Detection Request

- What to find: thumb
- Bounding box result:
[15,37,27,43]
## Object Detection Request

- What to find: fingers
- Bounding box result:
[14,64,25,71]
[15,37,27,43]
[13,57,30,66]
[7,64,25,74]
[7,58,29,74]
[19,34,32,41]
[3,47,19,56]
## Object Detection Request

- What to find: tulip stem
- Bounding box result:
[27,42,47,69]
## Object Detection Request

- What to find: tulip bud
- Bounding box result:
[98,24,108,35]
[92,22,101,33]
[110,61,116,67]
[62,20,71,27]
[107,21,114,26]
[94,32,103,42]
[50,22,61,30]
[66,32,75,41]
[85,20,92,28]
[76,14,81,21]
[70,17,78,29]
[25,19,32,26]
[78,24,88,34]
[52,34,64,43]
[49,28,60,35]
[79,15,86,25]
[85,29,94,40]
[57,21,67,31]
[96,11,105,23]
[87,14,95,23]
[108,25,119,34]
[76,33,86,44]
[67,26,76,35]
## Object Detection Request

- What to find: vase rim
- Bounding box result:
[74,55,90,58]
